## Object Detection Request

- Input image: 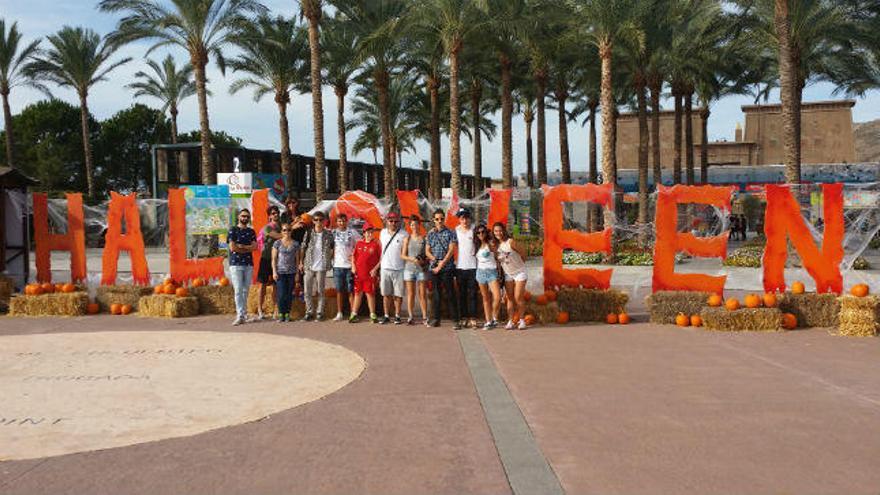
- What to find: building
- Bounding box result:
[615,100,857,169]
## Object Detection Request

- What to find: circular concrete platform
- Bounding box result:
[0,331,365,461]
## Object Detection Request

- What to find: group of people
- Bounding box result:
[225,198,532,330]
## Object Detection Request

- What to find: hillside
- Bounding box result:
[854,119,880,162]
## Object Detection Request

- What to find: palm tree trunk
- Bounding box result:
[700,106,710,184]
[2,90,14,168]
[775,0,798,183]
[673,90,682,184]
[449,43,463,197]
[636,81,649,247]
[471,80,482,198]
[794,77,803,179]
[306,14,326,201]
[192,59,214,184]
[78,92,95,198]
[525,112,534,187]
[649,78,662,189]
[169,105,179,144]
[588,99,598,232]
[685,90,695,185]
[429,73,441,200]
[536,72,547,185]
[599,41,616,243]
[277,96,292,192]
[556,84,571,184]
[335,86,348,192]
[500,56,513,189]
[376,68,394,199]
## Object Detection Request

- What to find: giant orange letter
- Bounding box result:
[487,189,512,227]
[763,183,844,294]
[397,190,424,234]
[168,188,225,283]
[542,183,613,290]
[652,185,735,294]
[334,190,384,230]
[101,192,150,285]
[250,189,270,280]
[33,193,86,283]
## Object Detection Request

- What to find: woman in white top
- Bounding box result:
[493,222,529,330]
[474,224,501,329]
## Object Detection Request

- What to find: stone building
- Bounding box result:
[615,100,856,170]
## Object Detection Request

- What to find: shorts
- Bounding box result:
[380,269,404,298]
[476,268,499,285]
[333,267,354,292]
[256,256,274,284]
[403,269,426,282]
[354,276,376,294]
[504,271,528,283]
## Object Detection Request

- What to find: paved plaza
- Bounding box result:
[2,311,880,494]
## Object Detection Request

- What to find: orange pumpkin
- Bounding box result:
[744,294,761,309]
[535,294,548,306]
[762,292,778,308]
[523,291,532,302]
[606,313,619,324]
[218,277,230,287]
[791,281,806,294]
[675,313,690,327]
[62,283,76,293]
[41,282,54,293]
[618,312,631,325]
[120,304,133,315]
[707,294,722,307]
[724,298,740,311]
[31,285,43,296]
[782,312,798,330]
[175,287,189,297]
[544,290,557,302]
[850,284,869,297]
[556,311,570,324]
[153,285,163,294]
[299,213,313,226]
[110,303,122,315]
[87,303,100,314]
[55,283,65,292]
[523,314,536,326]
[192,277,205,287]
[24,284,34,295]
[163,276,174,286]
[163,284,176,295]
[690,314,703,327]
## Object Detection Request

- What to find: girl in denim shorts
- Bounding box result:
[474,224,501,328]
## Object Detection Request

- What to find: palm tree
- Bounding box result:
[99,0,267,185]
[25,26,130,197]
[522,1,555,186]
[127,55,197,143]
[322,15,359,193]
[225,16,307,195]
[774,0,797,182]
[515,78,536,188]
[461,36,498,196]
[298,0,327,200]
[545,8,582,185]
[0,19,40,169]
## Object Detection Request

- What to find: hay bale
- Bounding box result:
[699,307,782,332]
[8,292,89,317]
[525,301,561,325]
[190,285,236,315]
[557,288,628,322]
[138,294,199,318]
[96,285,153,312]
[247,285,277,315]
[646,290,713,324]
[836,295,879,337]
[0,275,13,313]
[778,292,839,328]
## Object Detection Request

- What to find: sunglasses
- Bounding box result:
[433,218,443,222]
[281,229,290,232]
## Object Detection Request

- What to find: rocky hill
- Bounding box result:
[854,119,880,162]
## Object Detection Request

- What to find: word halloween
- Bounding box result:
[34,183,844,295]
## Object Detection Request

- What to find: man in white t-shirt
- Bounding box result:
[332,213,361,321]
[379,212,407,324]
[455,207,479,327]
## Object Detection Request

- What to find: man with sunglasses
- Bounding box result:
[378,212,407,324]
[425,209,460,329]
[227,208,257,325]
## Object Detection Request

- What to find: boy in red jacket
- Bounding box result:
[350,225,381,323]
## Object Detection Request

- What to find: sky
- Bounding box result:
[3,0,880,181]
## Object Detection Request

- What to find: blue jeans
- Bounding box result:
[276,273,295,315]
[229,265,253,320]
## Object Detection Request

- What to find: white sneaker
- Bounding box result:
[505,320,515,330]
[518,319,528,330]
[256,312,264,321]
[232,317,243,326]
[333,312,345,321]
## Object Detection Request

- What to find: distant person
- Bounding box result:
[426,209,460,329]
[271,222,300,322]
[227,208,257,325]
[255,205,281,320]
[379,212,407,324]
[494,222,529,330]
[298,211,334,321]
[401,215,428,325]
[332,213,360,321]
[474,223,501,329]
[350,225,381,323]
[455,207,479,328]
